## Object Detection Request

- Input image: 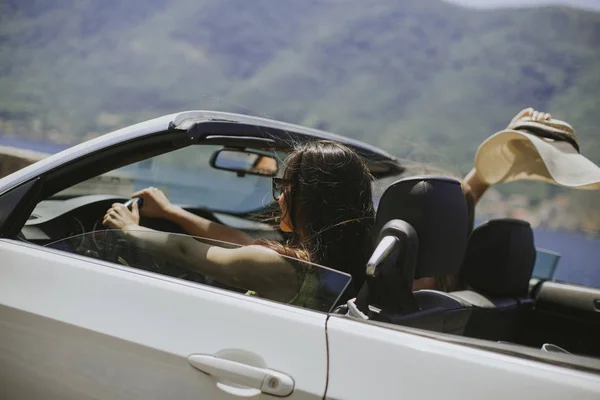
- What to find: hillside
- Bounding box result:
[0,0,599,205]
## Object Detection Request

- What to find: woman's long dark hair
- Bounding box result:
[259,140,375,299]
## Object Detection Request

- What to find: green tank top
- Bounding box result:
[244,269,320,309]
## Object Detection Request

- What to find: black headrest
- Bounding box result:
[461,219,535,296]
[374,176,469,279]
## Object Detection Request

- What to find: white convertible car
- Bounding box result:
[0,111,598,399]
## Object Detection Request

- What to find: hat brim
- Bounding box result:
[475,129,600,190]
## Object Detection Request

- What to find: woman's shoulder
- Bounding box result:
[228,244,301,270]
[228,244,280,260]
[251,240,310,262]
[243,244,281,257]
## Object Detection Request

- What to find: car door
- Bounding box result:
[521,280,600,358]
[0,235,335,400]
[523,248,600,358]
[325,315,600,400]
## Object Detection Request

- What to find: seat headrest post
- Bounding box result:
[367,219,418,281]
[355,219,419,316]
[366,235,399,277]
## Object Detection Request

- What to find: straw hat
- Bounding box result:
[474,108,600,190]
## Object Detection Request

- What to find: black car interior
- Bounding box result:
[453,218,600,359]
[349,176,473,335]
[350,176,600,360]
[449,219,536,342]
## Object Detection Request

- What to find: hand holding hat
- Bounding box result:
[473,107,600,190]
[507,107,553,129]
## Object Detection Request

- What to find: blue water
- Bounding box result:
[0,137,69,154]
[533,229,599,288]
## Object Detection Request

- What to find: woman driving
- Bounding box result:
[104,108,568,301]
[103,140,375,304]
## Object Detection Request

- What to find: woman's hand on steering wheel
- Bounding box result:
[131,187,174,219]
[103,201,140,231]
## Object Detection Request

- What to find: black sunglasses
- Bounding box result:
[272,177,292,201]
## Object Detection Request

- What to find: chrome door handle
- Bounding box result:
[188,354,294,397]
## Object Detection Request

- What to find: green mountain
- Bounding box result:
[1,0,599,199]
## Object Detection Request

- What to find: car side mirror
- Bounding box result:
[210,148,279,177]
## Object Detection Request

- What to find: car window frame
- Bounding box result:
[0,133,282,237]
[0,131,187,237]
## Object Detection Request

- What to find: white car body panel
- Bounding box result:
[0,239,327,399]
[326,316,600,399]
[3,237,598,399]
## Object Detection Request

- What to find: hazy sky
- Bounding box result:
[445,0,600,11]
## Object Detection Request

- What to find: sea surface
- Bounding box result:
[533,228,599,289]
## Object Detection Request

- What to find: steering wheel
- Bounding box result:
[100,198,144,265]
[100,198,208,283]
[123,197,144,212]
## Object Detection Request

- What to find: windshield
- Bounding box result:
[56,145,284,213]
[55,143,399,216]
[43,229,352,313]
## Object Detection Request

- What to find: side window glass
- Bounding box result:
[44,230,351,313]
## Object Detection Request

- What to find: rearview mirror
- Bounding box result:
[210,148,279,177]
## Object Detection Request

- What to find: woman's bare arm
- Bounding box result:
[461,108,552,206]
[122,226,300,302]
[132,187,254,246]
[165,206,254,246]
[462,168,490,206]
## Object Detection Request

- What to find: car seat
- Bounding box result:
[449,218,536,341]
[349,176,472,334]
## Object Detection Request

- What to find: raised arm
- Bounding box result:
[132,187,254,246]
[462,107,553,206]
[462,168,490,206]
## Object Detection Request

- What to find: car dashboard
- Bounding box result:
[20,194,281,247]
[21,195,129,245]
